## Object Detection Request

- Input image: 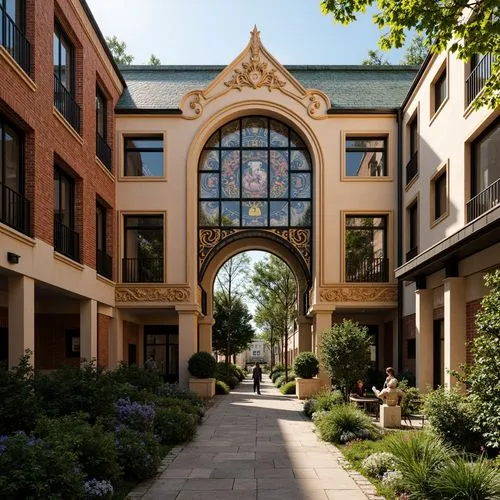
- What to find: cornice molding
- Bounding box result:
[320,285,397,303]
[116,286,190,303]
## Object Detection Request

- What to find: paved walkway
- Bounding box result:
[137,377,372,500]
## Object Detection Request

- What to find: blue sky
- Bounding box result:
[86,0,408,66]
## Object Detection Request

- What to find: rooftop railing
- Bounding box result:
[466,54,493,107]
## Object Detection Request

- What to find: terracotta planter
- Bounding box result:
[189,377,216,399]
[296,377,322,399]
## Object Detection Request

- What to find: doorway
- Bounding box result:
[144,325,179,383]
[433,319,444,388]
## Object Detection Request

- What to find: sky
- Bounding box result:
[86,0,408,66]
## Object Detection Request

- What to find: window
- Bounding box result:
[53,22,80,132]
[96,202,111,279]
[54,167,79,261]
[124,136,164,177]
[345,215,388,282]
[0,0,29,74]
[407,339,416,360]
[0,116,29,234]
[96,87,111,170]
[466,54,493,106]
[407,200,418,261]
[345,137,387,177]
[406,116,418,184]
[123,215,164,283]
[468,119,500,221]
[144,325,179,383]
[433,170,447,221]
[433,68,447,113]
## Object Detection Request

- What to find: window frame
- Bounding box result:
[344,135,388,179]
[430,162,448,225]
[406,198,419,261]
[53,21,75,95]
[96,201,106,253]
[95,86,107,140]
[53,166,75,230]
[123,135,165,178]
[0,114,24,194]
[1,0,25,32]
[471,118,500,197]
[430,59,448,121]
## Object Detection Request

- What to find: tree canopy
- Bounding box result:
[148,54,161,66]
[105,36,134,65]
[401,35,427,65]
[362,49,390,66]
[321,0,499,108]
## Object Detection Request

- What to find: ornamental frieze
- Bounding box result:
[115,287,190,303]
[320,286,397,303]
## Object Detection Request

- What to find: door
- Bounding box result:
[433,319,444,388]
[144,325,179,383]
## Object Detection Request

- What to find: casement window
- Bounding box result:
[433,67,447,114]
[96,202,111,279]
[433,170,447,221]
[96,87,111,170]
[345,137,387,177]
[0,0,30,74]
[124,136,164,177]
[406,200,418,261]
[406,115,418,185]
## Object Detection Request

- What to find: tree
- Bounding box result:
[105,36,134,65]
[401,35,428,65]
[319,319,372,400]
[212,292,254,361]
[362,49,389,66]
[248,256,297,382]
[320,0,499,108]
[148,54,161,66]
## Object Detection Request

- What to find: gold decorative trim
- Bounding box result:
[320,286,397,303]
[116,287,190,303]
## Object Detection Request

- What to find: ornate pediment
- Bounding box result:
[180,26,330,119]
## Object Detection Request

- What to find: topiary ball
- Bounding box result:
[188,351,217,378]
[293,352,320,379]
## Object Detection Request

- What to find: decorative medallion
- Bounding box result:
[320,286,398,303]
[116,287,190,303]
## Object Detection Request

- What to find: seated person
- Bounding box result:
[372,378,404,406]
[351,379,367,398]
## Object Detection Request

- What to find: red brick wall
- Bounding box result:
[0,0,120,275]
[97,313,109,368]
[433,307,444,320]
[123,321,139,363]
[466,300,482,364]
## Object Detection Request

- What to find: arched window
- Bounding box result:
[198,116,312,228]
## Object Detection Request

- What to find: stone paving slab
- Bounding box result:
[130,377,375,500]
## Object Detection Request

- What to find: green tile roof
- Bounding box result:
[116,65,420,111]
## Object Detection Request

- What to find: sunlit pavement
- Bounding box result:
[137,377,372,499]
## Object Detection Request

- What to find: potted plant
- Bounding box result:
[188,351,217,399]
[293,352,321,399]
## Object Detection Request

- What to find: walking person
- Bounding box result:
[252,362,262,395]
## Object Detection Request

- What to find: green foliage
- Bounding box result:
[110,362,164,393]
[216,380,230,394]
[156,383,204,414]
[280,380,296,394]
[275,372,295,388]
[271,369,285,383]
[293,352,320,379]
[398,369,416,387]
[433,456,500,500]
[361,451,397,478]
[105,35,134,65]
[315,390,345,411]
[320,0,499,109]
[401,35,428,65]
[148,54,161,65]
[319,320,372,399]
[362,49,389,65]
[153,407,198,444]
[269,364,284,377]
[423,387,483,453]
[314,404,380,444]
[188,351,217,379]
[397,379,421,417]
[154,397,203,422]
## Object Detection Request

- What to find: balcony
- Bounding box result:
[96,132,112,171]
[0,5,31,75]
[0,182,30,235]
[466,54,492,107]
[54,218,80,262]
[405,151,418,185]
[406,247,418,262]
[97,249,112,280]
[346,256,389,283]
[467,178,500,223]
[54,75,81,133]
[122,257,163,283]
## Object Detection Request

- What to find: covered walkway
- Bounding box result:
[132,376,374,499]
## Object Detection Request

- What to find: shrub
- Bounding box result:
[303,398,317,419]
[381,470,405,493]
[275,372,295,388]
[386,431,454,500]
[432,456,500,500]
[315,390,345,412]
[280,380,296,394]
[216,380,230,394]
[269,364,284,378]
[217,362,245,382]
[0,431,85,499]
[399,369,416,387]
[314,404,380,444]
[156,383,204,415]
[293,352,320,379]
[155,396,203,421]
[271,369,284,383]
[153,406,198,444]
[423,387,483,453]
[115,398,155,432]
[361,451,397,478]
[83,478,114,499]
[188,352,217,378]
[110,362,163,394]
[398,379,422,417]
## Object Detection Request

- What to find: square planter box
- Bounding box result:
[296,377,322,399]
[189,377,216,399]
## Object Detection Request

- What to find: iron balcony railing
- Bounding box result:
[406,151,418,185]
[96,132,112,171]
[54,74,81,133]
[0,5,30,75]
[406,247,418,262]
[97,249,112,280]
[466,54,493,107]
[122,257,163,283]
[0,182,30,235]
[54,218,80,262]
[467,178,500,223]
[346,256,389,282]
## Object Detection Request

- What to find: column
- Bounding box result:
[415,288,433,391]
[8,275,35,368]
[297,315,312,352]
[108,308,123,369]
[198,316,214,353]
[444,277,466,388]
[80,299,97,361]
[177,308,199,387]
[312,307,334,387]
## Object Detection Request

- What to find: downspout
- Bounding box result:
[396,107,404,373]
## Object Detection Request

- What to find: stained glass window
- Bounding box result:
[198,116,312,228]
